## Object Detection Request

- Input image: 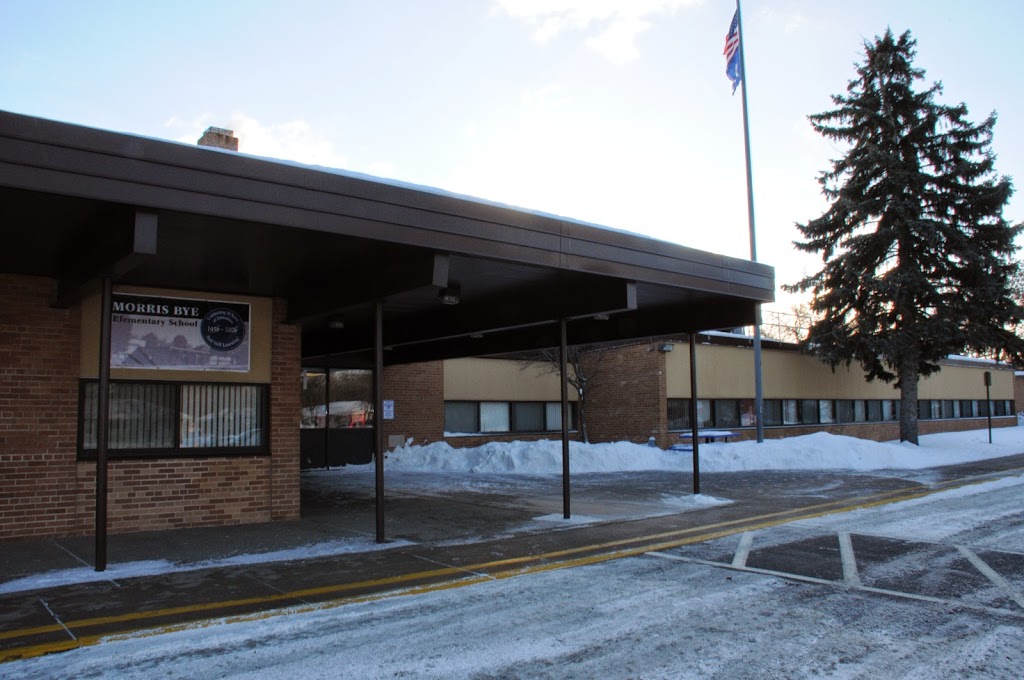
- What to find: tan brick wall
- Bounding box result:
[270,298,301,521]
[383,361,444,448]
[0,275,81,539]
[585,343,669,446]
[75,457,272,532]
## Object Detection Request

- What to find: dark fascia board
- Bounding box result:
[0,110,774,303]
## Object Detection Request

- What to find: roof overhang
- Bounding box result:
[0,110,774,365]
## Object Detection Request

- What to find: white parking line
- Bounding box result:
[955,545,1024,611]
[732,532,754,568]
[838,532,861,587]
[644,551,1024,619]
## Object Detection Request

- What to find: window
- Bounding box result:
[854,400,866,422]
[545,402,566,431]
[301,368,373,429]
[480,402,510,432]
[960,400,975,418]
[667,399,691,430]
[444,402,478,433]
[866,400,883,422]
[782,399,799,425]
[301,370,327,429]
[696,399,713,428]
[836,400,855,423]
[328,369,373,429]
[82,382,176,450]
[762,399,783,427]
[512,402,545,432]
[714,400,739,428]
[818,400,835,424]
[545,402,575,431]
[739,399,757,427]
[444,401,576,434]
[800,400,819,424]
[80,380,268,456]
[180,384,265,448]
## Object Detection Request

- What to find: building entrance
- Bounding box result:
[300,368,375,468]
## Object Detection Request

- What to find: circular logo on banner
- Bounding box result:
[201,308,246,351]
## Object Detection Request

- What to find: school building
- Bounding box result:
[0,110,1014,547]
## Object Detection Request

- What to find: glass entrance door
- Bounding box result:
[300,368,375,469]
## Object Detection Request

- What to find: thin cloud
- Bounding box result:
[165,114,350,170]
[495,0,703,65]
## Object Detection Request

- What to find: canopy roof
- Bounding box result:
[0,110,774,366]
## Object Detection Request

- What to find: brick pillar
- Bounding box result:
[0,274,81,539]
[270,298,301,520]
[584,343,668,445]
[382,361,444,449]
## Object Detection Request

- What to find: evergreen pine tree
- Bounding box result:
[786,29,1024,444]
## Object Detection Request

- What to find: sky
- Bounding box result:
[2,1,1022,313]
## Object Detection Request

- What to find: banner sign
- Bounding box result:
[110,293,250,371]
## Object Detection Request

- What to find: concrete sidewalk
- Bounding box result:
[3,456,1023,662]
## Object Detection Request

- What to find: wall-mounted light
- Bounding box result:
[327,315,345,329]
[657,342,675,353]
[438,285,461,305]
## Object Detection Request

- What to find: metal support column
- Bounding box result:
[374,301,386,543]
[95,277,113,571]
[560,318,571,519]
[689,333,700,496]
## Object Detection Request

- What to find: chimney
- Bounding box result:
[197,126,238,151]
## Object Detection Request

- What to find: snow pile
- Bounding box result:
[387,439,686,474]
[388,427,1024,474]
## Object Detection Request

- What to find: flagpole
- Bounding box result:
[735,0,765,443]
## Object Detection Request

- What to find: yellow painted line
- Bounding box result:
[2,469,1020,664]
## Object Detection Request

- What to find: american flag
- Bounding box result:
[724,9,742,94]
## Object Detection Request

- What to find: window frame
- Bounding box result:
[443,400,577,435]
[78,379,270,459]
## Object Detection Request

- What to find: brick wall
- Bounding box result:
[442,432,559,449]
[75,457,272,532]
[585,343,669,446]
[383,361,444,448]
[1,281,303,540]
[0,275,81,539]
[270,298,301,521]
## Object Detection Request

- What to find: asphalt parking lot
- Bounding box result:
[651,525,1024,616]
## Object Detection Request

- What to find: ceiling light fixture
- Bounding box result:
[438,285,461,305]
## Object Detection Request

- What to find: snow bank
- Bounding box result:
[388,427,1024,475]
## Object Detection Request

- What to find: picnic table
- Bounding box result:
[670,430,739,451]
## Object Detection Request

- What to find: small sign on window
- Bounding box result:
[383,400,395,420]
